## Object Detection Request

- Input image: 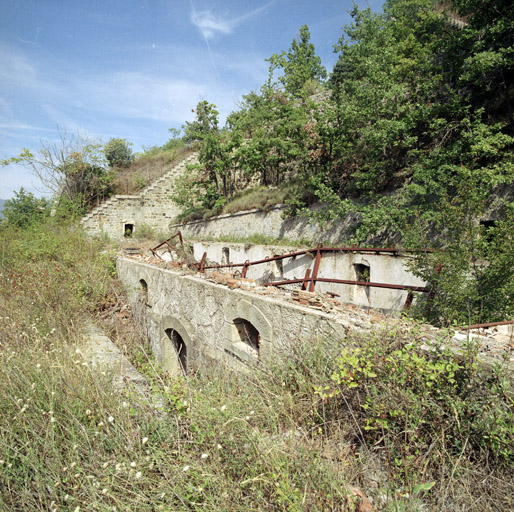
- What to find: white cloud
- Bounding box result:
[189,1,275,39]
[190,10,232,39]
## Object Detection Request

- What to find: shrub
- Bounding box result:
[3,188,50,228]
[104,138,134,168]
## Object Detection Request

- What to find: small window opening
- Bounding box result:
[480,220,496,230]
[222,247,230,265]
[480,220,497,243]
[165,328,187,374]
[124,223,134,237]
[354,263,370,283]
[233,318,260,356]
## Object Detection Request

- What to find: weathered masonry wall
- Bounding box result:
[81,153,198,238]
[117,257,514,383]
[185,241,427,314]
[117,257,352,375]
[172,205,363,246]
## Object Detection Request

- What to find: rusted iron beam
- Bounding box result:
[242,260,250,278]
[201,245,435,272]
[316,246,436,254]
[264,277,429,293]
[150,231,184,253]
[199,252,207,273]
[150,248,164,261]
[459,320,514,331]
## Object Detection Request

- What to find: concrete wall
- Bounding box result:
[81,153,198,238]
[117,257,353,375]
[185,241,427,314]
[172,205,366,246]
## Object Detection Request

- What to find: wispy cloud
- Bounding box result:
[189,1,274,39]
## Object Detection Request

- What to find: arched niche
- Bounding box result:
[139,278,149,305]
[159,316,195,377]
[224,299,272,363]
[231,318,260,359]
[164,328,187,375]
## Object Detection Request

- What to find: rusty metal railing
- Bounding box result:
[150,231,183,261]
[193,244,433,310]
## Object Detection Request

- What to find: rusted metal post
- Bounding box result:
[199,252,207,273]
[301,269,311,290]
[308,249,322,292]
[242,260,250,278]
[150,248,164,261]
[403,291,414,311]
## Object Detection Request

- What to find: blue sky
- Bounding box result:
[0,0,383,199]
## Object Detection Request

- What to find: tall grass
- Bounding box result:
[1,220,513,511]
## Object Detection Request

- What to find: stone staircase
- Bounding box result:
[81,152,199,237]
[82,152,198,224]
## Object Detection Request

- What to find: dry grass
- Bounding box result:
[111,145,193,196]
[1,220,513,511]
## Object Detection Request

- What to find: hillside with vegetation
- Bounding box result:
[3,0,513,326]
[1,1,514,509]
[171,0,514,327]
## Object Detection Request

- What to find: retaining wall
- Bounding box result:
[172,205,365,245]
[117,257,354,376]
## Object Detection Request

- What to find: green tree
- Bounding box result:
[267,25,327,98]
[104,138,134,168]
[3,188,50,228]
[183,101,219,143]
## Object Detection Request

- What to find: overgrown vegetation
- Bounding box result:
[171,0,514,326]
[1,128,193,215]
[1,208,513,510]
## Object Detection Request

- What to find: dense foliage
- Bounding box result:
[1,219,512,510]
[104,138,135,168]
[175,0,514,325]
[2,188,50,228]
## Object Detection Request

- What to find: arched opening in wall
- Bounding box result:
[139,279,149,306]
[232,318,260,359]
[124,223,134,237]
[352,261,371,305]
[480,219,497,243]
[164,328,187,375]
